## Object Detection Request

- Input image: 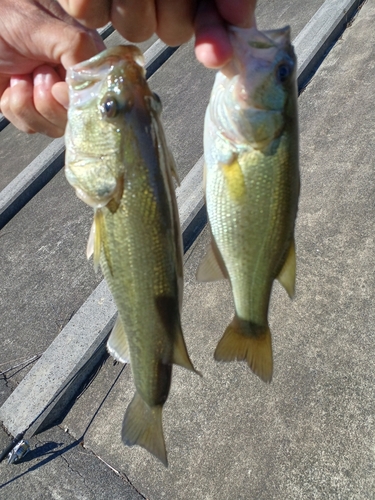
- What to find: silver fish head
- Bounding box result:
[231,26,296,110]
[65,45,159,209]
[211,27,297,151]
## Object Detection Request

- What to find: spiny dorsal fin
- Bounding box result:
[277,239,296,299]
[107,315,130,364]
[196,239,228,282]
[122,392,168,467]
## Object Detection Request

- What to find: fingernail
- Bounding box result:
[10,76,23,87]
[34,73,50,88]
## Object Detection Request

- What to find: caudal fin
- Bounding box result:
[214,316,273,383]
[122,392,168,466]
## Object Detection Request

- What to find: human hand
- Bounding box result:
[0,0,104,137]
[57,0,257,68]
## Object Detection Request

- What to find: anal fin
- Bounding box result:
[173,328,201,376]
[277,239,296,299]
[196,238,228,282]
[107,315,130,364]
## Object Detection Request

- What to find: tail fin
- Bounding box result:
[122,392,168,466]
[214,316,273,383]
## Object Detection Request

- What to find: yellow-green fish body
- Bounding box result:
[198,27,299,382]
[65,46,195,466]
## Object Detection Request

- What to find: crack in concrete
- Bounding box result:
[59,451,96,496]
[55,426,147,499]
[82,444,147,500]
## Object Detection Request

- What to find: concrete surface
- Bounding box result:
[61,1,374,498]
[0,418,143,499]
[295,0,364,90]
[0,126,54,192]
[0,168,102,383]
[256,0,325,33]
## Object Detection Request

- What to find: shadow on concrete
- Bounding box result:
[0,438,81,490]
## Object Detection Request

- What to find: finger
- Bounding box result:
[1,75,63,137]
[216,0,257,28]
[194,0,232,68]
[33,66,67,133]
[51,81,69,110]
[1,76,35,134]
[56,0,111,29]
[156,0,198,46]
[111,0,156,42]
[0,76,10,111]
[43,26,104,70]
[23,4,105,70]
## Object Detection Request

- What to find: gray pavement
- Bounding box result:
[1,0,371,498]
[0,420,143,499]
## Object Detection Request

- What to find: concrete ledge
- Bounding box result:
[0,0,365,439]
[0,138,65,230]
[0,114,9,132]
[295,0,365,90]
[0,280,117,437]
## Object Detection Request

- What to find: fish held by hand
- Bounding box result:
[199,26,300,383]
[65,45,198,466]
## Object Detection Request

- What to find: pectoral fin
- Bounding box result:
[107,315,130,364]
[277,239,296,299]
[168,149,180,186]
[86,208,103,272]
[220,156,246,201]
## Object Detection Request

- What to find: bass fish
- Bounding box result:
[65,45,197,466]
[198,27,299,383]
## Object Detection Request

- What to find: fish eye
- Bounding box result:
[100,96,119,119]
[276,62,292,83]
